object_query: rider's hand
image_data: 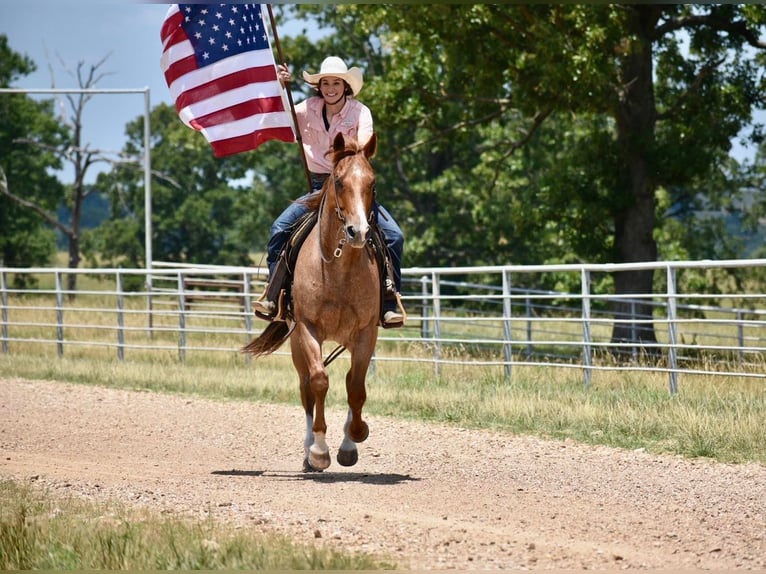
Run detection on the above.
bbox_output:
[277,64,292,87]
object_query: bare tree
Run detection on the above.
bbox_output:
[2,54,115,295]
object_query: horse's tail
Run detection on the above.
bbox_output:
[241,321,292,357]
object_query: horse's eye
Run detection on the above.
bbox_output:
[334,177,342,190]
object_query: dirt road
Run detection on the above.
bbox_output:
[2,377,764,569]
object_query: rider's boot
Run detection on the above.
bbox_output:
[382,277,405,328]
[255,254,289,322]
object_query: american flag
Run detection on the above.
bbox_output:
[160,3,296,157]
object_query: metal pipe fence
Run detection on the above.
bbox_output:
[1,259,765,394]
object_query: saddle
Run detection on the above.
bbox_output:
[255,212,399,326]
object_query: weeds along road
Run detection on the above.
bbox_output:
[2,377,765,570]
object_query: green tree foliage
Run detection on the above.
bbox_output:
[0,35,67,279]
[276,4,765,347]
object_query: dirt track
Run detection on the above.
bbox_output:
[2,377,765,570]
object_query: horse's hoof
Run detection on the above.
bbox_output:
[309,446,332,470]
[303,457,324,473]
[336,448,358,467]
[350,421,369,443]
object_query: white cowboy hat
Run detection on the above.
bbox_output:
[302,56,364,96]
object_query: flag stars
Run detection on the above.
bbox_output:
[178,2,268,65]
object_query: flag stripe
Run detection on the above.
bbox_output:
[165,50,278,100]
[172,64,279,112]
[160,3,295,157]
[159,5,183,49]
[193,108,295,141]
[182,94,288,130]
[210,127,297,157]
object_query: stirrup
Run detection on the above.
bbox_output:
[254,289,287,322]
[381,293,406,329]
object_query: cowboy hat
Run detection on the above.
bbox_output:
[302,56,364,96]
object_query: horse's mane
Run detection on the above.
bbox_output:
[300,137,365,213]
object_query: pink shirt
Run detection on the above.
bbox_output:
[294,96,373,174]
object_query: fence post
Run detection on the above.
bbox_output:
[630,299,638,360]
[736,309,744,365]
[420,275,430,339]
[177,272,187,362]
[501,269,513,379]
[431,271,441,379]
[525,296,533,359]
[0,270,7,354]
[581,268,592,387]
[666,266,679,395]
[55,271,64,358]
[243,271,253,365]
[116,272,125,362]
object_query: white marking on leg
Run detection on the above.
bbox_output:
[304,414,314,459]
[340,408,355,452]
[310,431,329,457]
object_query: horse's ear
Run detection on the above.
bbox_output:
[332,133,346,154]
[363,133,377,159]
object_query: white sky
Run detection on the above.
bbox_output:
[1,0,761,185]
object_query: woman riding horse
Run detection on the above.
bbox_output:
[255,56,404,328]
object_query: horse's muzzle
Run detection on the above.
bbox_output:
[345,222,370,248]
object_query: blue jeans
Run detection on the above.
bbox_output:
[266,180,404,293]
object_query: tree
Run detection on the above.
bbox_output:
[88,103,261,276]
[0,35,67,283]
[1,44,122,293]
[279,5,766,352]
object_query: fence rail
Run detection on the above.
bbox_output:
[2,259,765,394]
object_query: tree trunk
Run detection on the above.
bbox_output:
[610,6,662,357]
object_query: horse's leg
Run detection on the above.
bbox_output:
[291,325,331,471]
[337,334,376,466]
[336,409,358,467]
[291,334,324,472]
[300,374,317,473]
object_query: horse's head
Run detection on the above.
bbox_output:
[328,132,377,249]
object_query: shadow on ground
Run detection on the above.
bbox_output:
[212,469,420,485]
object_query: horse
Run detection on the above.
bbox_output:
[243,132,381,472]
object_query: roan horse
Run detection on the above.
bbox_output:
[243,132,381,471]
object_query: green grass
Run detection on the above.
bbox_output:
[0,481,395,570]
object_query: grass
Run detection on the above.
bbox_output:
[0,481,395,570]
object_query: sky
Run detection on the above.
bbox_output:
[1,1,762,185]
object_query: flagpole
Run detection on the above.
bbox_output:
[266,4,313,195]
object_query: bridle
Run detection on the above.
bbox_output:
[317,171,375,263]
